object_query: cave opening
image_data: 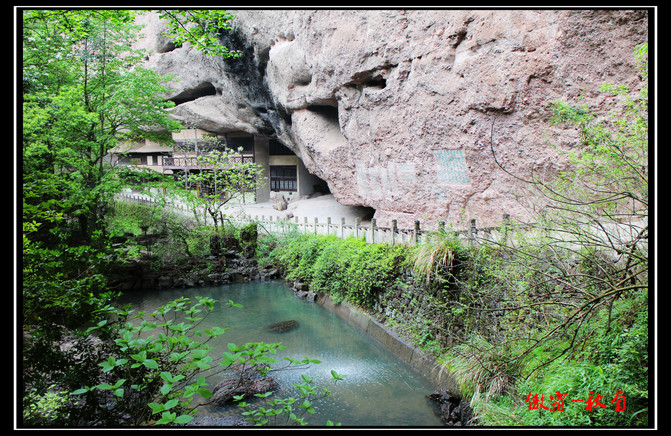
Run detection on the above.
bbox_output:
[363,76,387,90]
[353,205,376,222]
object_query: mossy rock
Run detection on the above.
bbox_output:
[265,320,299,333]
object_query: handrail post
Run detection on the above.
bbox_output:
[502,213,510,245]
[469,218,477,245]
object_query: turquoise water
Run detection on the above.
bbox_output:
[120,280,443,427]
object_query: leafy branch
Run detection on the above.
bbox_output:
[158,10,242,58]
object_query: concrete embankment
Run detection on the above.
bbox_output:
[313,291,459,392]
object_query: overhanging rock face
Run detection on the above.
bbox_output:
[135,9,648,229]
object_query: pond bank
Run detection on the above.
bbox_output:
[286,279,473,426]
[109,231,473,426]
[312,288,457,390]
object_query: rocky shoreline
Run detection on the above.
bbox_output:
[106,227,280,291]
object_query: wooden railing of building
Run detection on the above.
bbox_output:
[161,154,254,172]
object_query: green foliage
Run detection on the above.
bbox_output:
[508,348,647,426]
[437,43,649,427]
[264,234,406,309]
[237,222,259,257]
[185,148,266,231]
[23,385,71,426]
[68,296,337,427]
[106,201,156,237]
[430,232,649,426]
[158,10,241,57]
[310,236,365,303]
[236,368,345,426]
[45,288,343,427]
[267,233,324,282]
[443,284,648,427]
[22,219,117,331]
[23,9,183,243]
[410,226,464,286]
[545,43,647,222]
[70,296,225,426]
[105,199,252,271]
[345,242,406,307]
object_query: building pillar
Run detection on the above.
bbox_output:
[254,135,270,202]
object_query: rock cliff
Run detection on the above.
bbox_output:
[135,9,648,228]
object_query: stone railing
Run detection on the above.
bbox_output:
[114,191,520,246]
[162,154,254,170]
[115,191,647,254]
[243,213,524,247]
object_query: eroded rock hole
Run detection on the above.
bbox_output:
[305,104,348,148]
[364,76,386,90]
[346,68,389,91]
[306,104,338,118]
[311,175,331,196]
[169,82,217,106]
[306,104,341,131]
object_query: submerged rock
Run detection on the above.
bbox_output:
[265,320,299,333]
[211,376,280,406]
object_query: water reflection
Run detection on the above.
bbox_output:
[119,281,443,427]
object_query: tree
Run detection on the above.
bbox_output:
[186,146,266,232]
[21,9,184,425]
[157,9,241,58]
[22,8,245,245]
[22,9,183,244]
[22,8,187,332]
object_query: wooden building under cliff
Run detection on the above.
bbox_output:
[108,128,327,202]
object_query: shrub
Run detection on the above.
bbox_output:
[267,234,407,308]
[345,243,406,308]
[309,236,361,301]
[23,386,71,426]
[290,234,332,283]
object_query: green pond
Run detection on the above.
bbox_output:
[120,280,444,427]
